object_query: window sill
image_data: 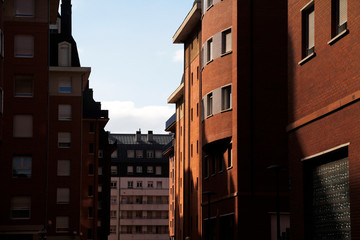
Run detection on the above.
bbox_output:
[206,4,214,12]
[298,52,316,65]
[206,114,213,119]
[221,108,232,113]
[221,51,232,57]
[328,29,349,45]
[206,59,213,65]
[227,166,233,170]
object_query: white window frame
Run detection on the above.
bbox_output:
[58,42,71,67]
[207,38,213,63]
[207,93,213,117]
[221,85,232,111]
[221,28,232,54]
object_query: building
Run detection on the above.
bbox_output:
[109,130,172,240]
[167,0,289,239]
[288,0,358,239]
[0,1,113,239]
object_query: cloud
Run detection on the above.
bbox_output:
[172,49,183,62]
[101,101,175,134]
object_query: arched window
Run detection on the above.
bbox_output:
[58,42,71,67]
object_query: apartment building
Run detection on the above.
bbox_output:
[109,131,172,240]
[167,0,289,239]
[288,0,359,239]
[0,1,113,240]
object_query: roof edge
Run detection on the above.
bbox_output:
[173,2,201,44]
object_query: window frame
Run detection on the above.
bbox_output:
[221,85,232,111]
[301,2,315,59]
[58,132,71,148]
[12,156,32,178]
[206,38,213,63]
[331,0,348,40]
[58,104,72,121]
[13,114,33,138]
[15,0,35,17]
[14,35,34,58]
[14,75,33,97]
[207,93,213,117]
[11,196,31,219]
[221,28,232,55]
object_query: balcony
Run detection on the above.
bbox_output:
[119,203,168,211]
[119,218,168,226]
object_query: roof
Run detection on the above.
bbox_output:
[109,133,172,146]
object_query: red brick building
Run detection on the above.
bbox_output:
[288,0,358,239]
[168,0,288,239]
[0,1,113,239]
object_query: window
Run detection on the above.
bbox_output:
[136,166,142,173]
[110,181,117,189]
[207,93,213,117]
[332,0,347,37]
[110,225,116,234]
[147,150,154,158]
[11,197,31,219]
[88,207,93,219]
[89,122,94,132]
[13,156,31,178]
[218,154,225,172]
[128,181,133,189]
[98,150,103,158]
[110,211,117,219]
[127,150,134,158]
[56,188,70,204]
[87,229,93,240]
[207,0,213,8]
[59,77,72,93]
[222,29,232,54]
[157,181,162,189]
[98,167,102,175]
[111,150,118,158]
[56,216,69,232]
[14,35,34,57]
[0,88,3,115]
[58,104,71,120]
[88,185,93,197]
[111,166,117,175]
[15,0,34,17]
[211,156,216,175]
[98,185,102,192]
[136,150,143,158]
[228,144,233,168]
[57,160,70,176]
[88,164,94,175]
[0,29,4,58]
[147,166,154,173]
[204,156,209,178]
[110,196,117,205]
[58,132,71,148]
[148,181,153,188]
[13,115,33,138]
[302,2,315,58]
[156,166,162,175]
[89,143,94,154]
[207,38,213,62]
[155,150,162,158]
[127,166,133,175]
[221,85,232,110]
[136,181,143,188]
[15,75,33,97]
[58,42,71,67]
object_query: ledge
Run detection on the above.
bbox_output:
[298,52,316,65]
[327,29,349,45]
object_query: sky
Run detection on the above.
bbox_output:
[69,0,194,134]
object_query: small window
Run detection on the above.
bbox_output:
[13,115,33,138]
[136,150,143,158]
[207,38,213,62]
[13,156,32,178]
[136,181,143,188]
[98,150,103,158]
[56,216,69,233]
[127,150,134,158]
[14,35,34,57]
[57,160,70,176]
[11,197,31,219]
[88,164,94,175]
[15,0,34,17]
[56,188,70,204]
[147,150,154,158]
[204,156,209,178]
[89,143,94,154]
[222,29,232,54]
[98,167,102,175]
[110,196,117,205]
[88,185,93,197]
[207,93,213,117]
[155,150,162,158]
[58,105,71,120]
[148,181,153,188]
[218,154,225,172]
[156,166,162,175]
[88,207,93,219]
[147,166,154,173]
[302,3,315,58]
[221,85,232,111]
[110,181,117,189]
[58,42,71,67]
[332,0,347,37]
[127,166,133,175]
[110,211,117,219]
[211,156,216,175]
[98,185,102,192]
[156,181,162,189]
[111,150,118,158]
[228,144,233,168]
[89,122,94,132]
[58,132,71,148]
[136,166,142,173]
[0,88,3,115]
[15,75,33,97]
[111,166,117,175]
[128,181,133,189]
[110,225,116,234]
[59,77,72,93]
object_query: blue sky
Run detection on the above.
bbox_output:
[69,0,194,133]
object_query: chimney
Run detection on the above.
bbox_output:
[135,129,141,142]
[147,130,153,142]
[61,0,72,36]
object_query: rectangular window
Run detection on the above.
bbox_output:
[15,75,33,97]
[14,35,34,57]
[332,0,347,36]
[111,165,117,175]
[58,132,71,148]
[211,156,216,175]
[128,181,133,189]
[89,143,94,154]
[148,181,153,188]
[157,181,162,189]
[11,197,31,219]
[147,166,154,173]
[207,93,213,117]
[155,150,162,158]
[207,38,213,62]
[58,105,71,120]
[127,166,133,175]
[0,29,4,58]
[110,181,117,189]
[136,166,142,173]
[13,156,31,178]
[88,207,93,219]
[58,43,71,67]
[56,188,70,204]
[110,211,116,219]
[110,196,117,205]
[57,160,70,176]
[59,77,72,93]
[136,150,143,158]
[204,156,209,178]
[88,185,93,197]
[98,167,102,175]
[127,150,134,158]
[218,154,224,172]
[156,166,162,175]
[87,229,93,240]
[110,225,116,234]
[88,164,94,175]
[302,3,315,58]
[0,88,3,115]
[98,150,103,158]
[136,181,143,188]
[15,0,34,17]
[228,144,233,168]
[13,115,33,138]
[147,150,154,158]
[98,185,102,192]
[221,85,232,110]
[222,28,232,54]
[56,216,69,233]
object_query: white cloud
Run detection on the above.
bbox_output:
[102,101,175,134]
[173,49,183,62]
